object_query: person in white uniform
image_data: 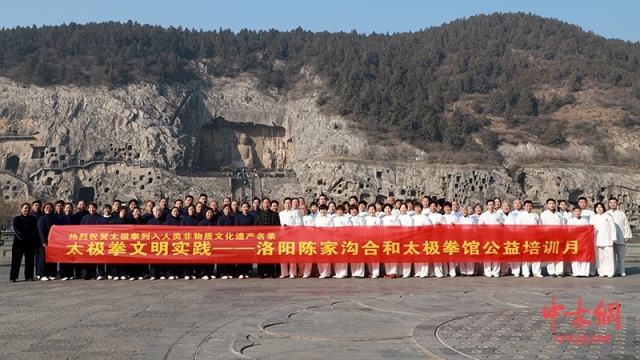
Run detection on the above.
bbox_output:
[364,205,382,278]
[358,201,368,218]
[606,197,632,276]
[590,202,616,277]
[299,205,316,278]
[451,201,462,218]
[577,197,594,222]
[332,205,352,278]
[349,205,366,278]
[442,202,460,277]
[381,204,400,278]
[499,202,516,276]
[427,201,447,277]
[516,200,542,277]
[279,197,303,278]
[479,199,502,277]
[314,204,334,278]
[412,202,432,278]
[567,207,590,277]
[397,203,414,278]
[458,206,476,276]
[558,200,574,222]
[540,198,566,277]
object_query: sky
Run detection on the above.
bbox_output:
[1,0,639,42]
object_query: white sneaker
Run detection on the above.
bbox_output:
[319,275,327,279]
[48,276,56,281]
[113,277,119,281]
[228,275,233,279]
[107,275,113,280]
[621,273,627,277]
[221,275,229,279]
[184,276,190,280]
[168,276,175,280]
[149,277,156,281]
[238,275,244,279]
[371,275,378,279]
[96,276,104,280]
[524,274,530,278]
[138,277,144,280]
[201,275,209,280]
[61,277,68,281]
[40,277,49,281]
[121,276,127,280]
[211,275,216,279]
[289,275,295,279]
[191,276,197,279]
[159,276,166,280]
[514,274,520,277]
[129,277,136,281]
[302,275,309,278]
[534,274,544,278]
[279,275,286,278]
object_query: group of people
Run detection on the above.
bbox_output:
[9,192,632,282]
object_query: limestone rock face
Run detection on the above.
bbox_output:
[0,75,639,227]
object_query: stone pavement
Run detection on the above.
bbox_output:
[0,263,639,360]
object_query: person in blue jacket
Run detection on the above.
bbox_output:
[235,202,255,279]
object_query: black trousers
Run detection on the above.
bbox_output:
[10,239,35,281]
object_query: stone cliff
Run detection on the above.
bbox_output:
[0,73,639,226]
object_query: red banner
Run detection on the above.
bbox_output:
[46,224,594,264]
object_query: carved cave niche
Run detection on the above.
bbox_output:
[196,117,290,171]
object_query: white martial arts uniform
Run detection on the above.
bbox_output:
[412,213,432,277]
[365,215,382,278]
[560,210,574,222]
[479,210,502,277]
[590,213,616,277]
[516,211,542,277]
[567,217,590,276]
[458,215,476,276]
[499,211,517,276]
[350,215,366,277]
[540,209,566,276]
[443,213,460,277]
[314,214,334,278]
[427,211,447,277]
[398,214,414,277]
[332,215,352,278]
[300,214,316,278]
[381,214,400,276]
[606,209,632,276]
[580,209,594,223]
[279,209,303,278]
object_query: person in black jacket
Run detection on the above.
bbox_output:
[80,203,103,280]
[10,203,38,282]
[179,205,199,279]
[217,204,235,279]
[128,208,149,280]
[36,203,57,281]
[29,200,43,220]
[147,206,166,280]
[110,208,129,280]
[164,207,182,279]
[56,202,77,281]
[197,208,217,279]
[254,198,280,278]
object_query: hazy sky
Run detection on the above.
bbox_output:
[2,0,639,42]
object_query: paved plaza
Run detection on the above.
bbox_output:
[0,261,639,359]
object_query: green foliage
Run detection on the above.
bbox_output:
[471,100,484,114]
[540,125,565,146]
[0,13,639,153]
[442,109,479,147]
